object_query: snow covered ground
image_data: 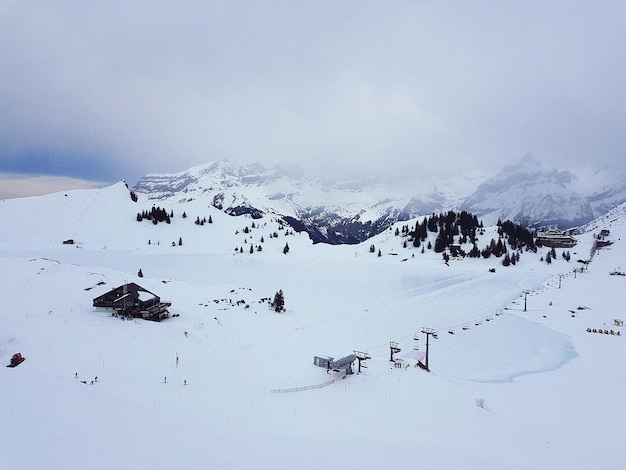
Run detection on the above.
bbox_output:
[1,183,625,469]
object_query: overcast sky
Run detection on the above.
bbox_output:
[1,1,625,196]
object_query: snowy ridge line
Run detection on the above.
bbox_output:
[270,379,335,393]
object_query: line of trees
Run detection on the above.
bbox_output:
[389,210,537,267]
[136,206,173,224]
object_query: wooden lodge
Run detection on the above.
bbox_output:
[93,282,170,321]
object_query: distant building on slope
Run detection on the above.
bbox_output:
[536,229,577,248]
[93,282,170,321]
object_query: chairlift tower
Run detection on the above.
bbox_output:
[523,290,530,312]
[389,342,401,362]
[353,350,371,373]
[421,328,437,371]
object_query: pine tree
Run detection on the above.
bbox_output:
[434,231,447,253]
[271,290,285,312]
[283,242,290,254]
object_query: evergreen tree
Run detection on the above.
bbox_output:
[283,242,290,254]
[178,237,183,246]
[434,231,447,253]
[469,243,480,258]
[271,290,285,312]
[494,239,505,257]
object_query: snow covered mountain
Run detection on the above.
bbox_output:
[460,155,592,228]
[133,160,483,244]
[460,155,626,229]
[133,157,626,244]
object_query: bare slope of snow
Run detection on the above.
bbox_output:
[1,184,625,469]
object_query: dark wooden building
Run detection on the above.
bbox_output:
[93,282,170,321]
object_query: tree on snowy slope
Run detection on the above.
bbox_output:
[271,290,285,312]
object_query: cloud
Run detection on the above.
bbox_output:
[1,1,625,185]
[0,173,108,199]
